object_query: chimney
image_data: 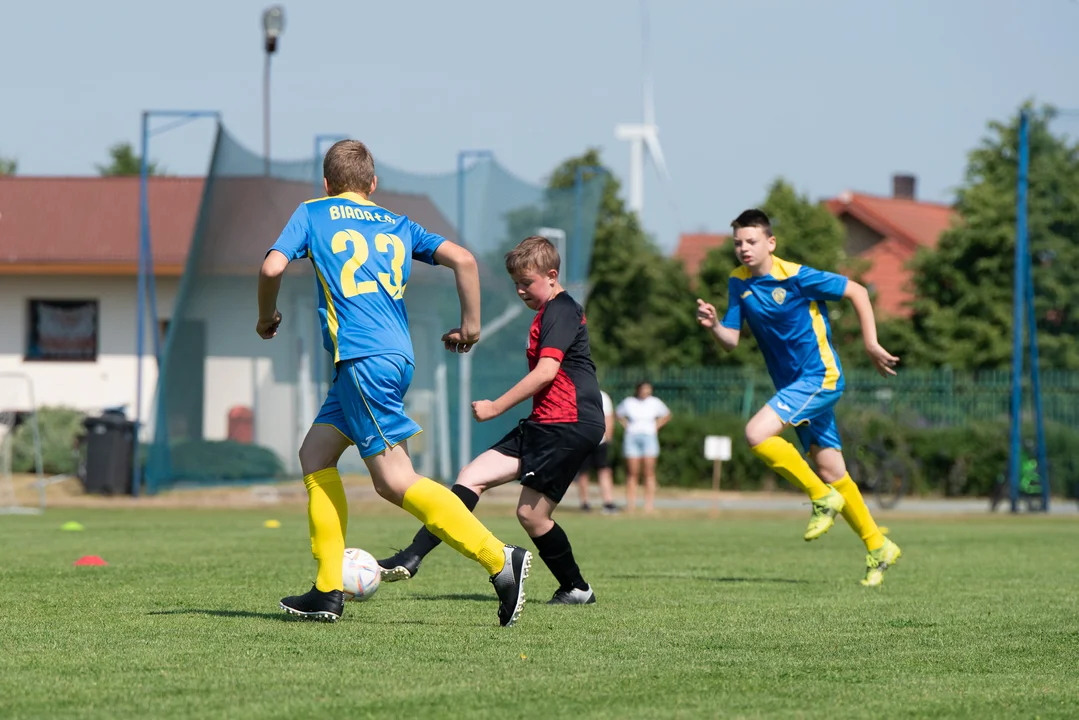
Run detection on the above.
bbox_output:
[893,174,916,200]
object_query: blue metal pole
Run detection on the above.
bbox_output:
[313,134,346,198]
[133,112,150,497]
[1009,109,1030,513]
[314,135,321,199]
[454,150,492,473]
[1024,225,1050,511]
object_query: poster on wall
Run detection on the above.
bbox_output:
[26,299,98,361]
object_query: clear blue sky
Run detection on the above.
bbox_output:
[3,0,1076,252]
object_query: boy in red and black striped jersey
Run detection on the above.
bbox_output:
[379,236,604,605]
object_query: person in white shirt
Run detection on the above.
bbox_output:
[616,382,672,514]
[574,390,618,513]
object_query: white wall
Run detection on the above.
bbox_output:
[0,275,178,429]
[0,272,440,477]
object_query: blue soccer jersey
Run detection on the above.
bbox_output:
[269,192,445,364]
[721,257,849,391]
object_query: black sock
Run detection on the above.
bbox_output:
[406,485,481,558]
[531,523,588,591]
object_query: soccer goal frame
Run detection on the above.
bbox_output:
[1008,107,1079,513]
[0,372,45,515]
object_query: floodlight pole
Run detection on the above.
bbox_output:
[135,109,220,497]
[262,6,285,176]
[456,149,493,473]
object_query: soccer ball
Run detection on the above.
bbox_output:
[341,548,381,601]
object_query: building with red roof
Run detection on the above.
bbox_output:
[0,175,457,478]
[674,175,957,317]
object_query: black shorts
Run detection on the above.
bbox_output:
[490,420,604,503]
[577,442,610,473]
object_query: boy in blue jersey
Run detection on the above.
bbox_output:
[696,209,902,587]
[257,140,530,625]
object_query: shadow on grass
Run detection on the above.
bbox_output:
[148,609,289,620]
[411,593,491,603]
[150,609,462,626]
[609,574,809,584]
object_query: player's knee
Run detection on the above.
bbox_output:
[516,505,548,534]
[456,464,488,494]
[816,454,847,483]
[372,480,401,504]
[299,440,335,476]
[459,462,500,496]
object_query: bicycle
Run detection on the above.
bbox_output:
[846,435,911,510]
[989,451,1044,512]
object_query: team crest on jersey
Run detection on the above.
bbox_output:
[771,288,787,305]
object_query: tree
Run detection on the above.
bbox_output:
[695,178,870,367]
[0,156,15,175]
[541,149,702,369]
[901,104,1079,369]
[96,142,162,176]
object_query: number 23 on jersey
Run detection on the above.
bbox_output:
[332,229,406,300]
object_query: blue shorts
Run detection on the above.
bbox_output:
[314,354,422,458]
[623,432,660,459]
[766,379,843,453]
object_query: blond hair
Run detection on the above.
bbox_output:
[505,235,561,276]
[323,140,375,196]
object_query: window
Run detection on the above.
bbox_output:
[25,299,99,362]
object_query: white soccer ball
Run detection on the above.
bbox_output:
[342,548,381,601]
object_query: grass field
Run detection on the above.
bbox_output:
[2,506,1077,719]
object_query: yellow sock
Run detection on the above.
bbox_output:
[832,474,885,551]
[402,477,506,575]
[751,436,831,501]
[304,468,348,592]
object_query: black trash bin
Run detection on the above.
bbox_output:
[83,411,136,495]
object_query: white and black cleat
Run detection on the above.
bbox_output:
[377,550,422,583]
[547,585,597,605]
[491,545,531,627]
[280,585,344,622]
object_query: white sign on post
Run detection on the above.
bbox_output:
[704,435,732,462]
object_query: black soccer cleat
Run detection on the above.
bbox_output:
[377,549,423,583]
[279,585,344,622]
[547,585,597,605]
[490,545,531,627]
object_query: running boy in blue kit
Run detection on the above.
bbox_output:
[695,209,903,586]
[256,140,530,625]
[379,236,605,605]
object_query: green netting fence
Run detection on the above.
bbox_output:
[144,125,604,491]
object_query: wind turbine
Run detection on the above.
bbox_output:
[615,1,676,222]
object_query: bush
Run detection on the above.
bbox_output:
[603,405,1079,497]
[607,412,801,490]
[167,440,285,482]
[839,407,1077,498]
[11,406,85,475]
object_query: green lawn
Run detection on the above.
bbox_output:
[1,507,1077,719]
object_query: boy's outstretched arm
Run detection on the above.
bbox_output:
[472,357,561,422]
[256,250,290,338]
[842,280,900,377]
[696,298,740,352]
[433,241,481,353]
